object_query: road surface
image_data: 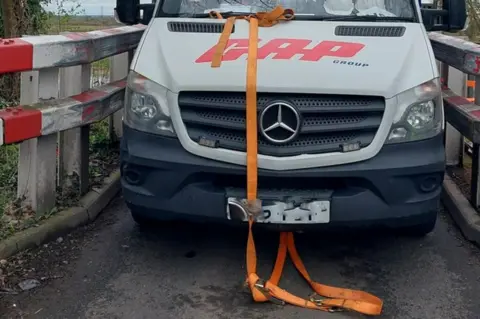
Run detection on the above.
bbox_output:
[1,194,480,319]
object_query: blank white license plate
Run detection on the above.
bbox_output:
[227,198,330,224]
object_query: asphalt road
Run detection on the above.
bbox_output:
[2,195,480,319]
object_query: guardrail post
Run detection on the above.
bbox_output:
[108,50,133,141]
[443,62,463,166]
[459,75,477,161]
[471,76,480,208]
[17,68,59,215]
[58,63,91,195]
[467,75,475,102]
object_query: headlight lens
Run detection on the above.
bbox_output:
[386,79,443,144]
[406,101,435,129]
[124,71,175,136]
[131,93,157,119]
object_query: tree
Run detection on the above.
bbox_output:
[0,0,50,103]
[466,0,480,42]
[0,0,49,37]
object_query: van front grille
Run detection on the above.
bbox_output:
[178,92,385,157]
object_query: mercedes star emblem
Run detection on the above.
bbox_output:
[259,102,301,144]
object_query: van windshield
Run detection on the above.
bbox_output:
[159,0,416,20]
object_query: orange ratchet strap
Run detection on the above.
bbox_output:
[209,6,383,315]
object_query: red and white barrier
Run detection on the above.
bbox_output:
[0,79,126,145]
[0,23,138,214]
[444,89,480,118]
[0,24,145,73]
[442,87,480,145]
[429,32,480,75]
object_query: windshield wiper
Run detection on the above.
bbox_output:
[182,11,251,18]
[318,15,414,22]
[171,12,413,23]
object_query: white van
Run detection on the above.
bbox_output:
[115,0,466,235]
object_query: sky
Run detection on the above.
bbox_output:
[44,0,151,16]
[44,0,435,16]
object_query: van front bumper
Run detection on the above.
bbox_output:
[120,124,445,230]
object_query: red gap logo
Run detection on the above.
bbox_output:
[196,38,365,64]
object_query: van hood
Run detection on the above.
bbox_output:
[133,18,436,98]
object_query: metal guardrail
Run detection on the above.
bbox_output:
[0,24,145,73]
[0,79,126,144]
[429,32,480,208]
[0,25,143,214]
[0,25,479,215]
[429,32,480,75]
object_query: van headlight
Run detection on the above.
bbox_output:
[386,78,443,144]
[124,71,176,137]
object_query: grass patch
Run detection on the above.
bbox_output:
[93,58,110,71]
[46,15,121,34]
[91,58,110,87]
[0,145,19,217]
[89,120,120,188]
[0,99,19,223]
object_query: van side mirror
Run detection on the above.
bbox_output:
[115,0,155,25]
[421,0,466,32]
[138,4,155,25]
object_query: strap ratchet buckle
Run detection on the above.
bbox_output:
[309,293,344,313]
[254,279,285,306]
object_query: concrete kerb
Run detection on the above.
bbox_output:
[442,175,480,244]
[0,169,121,259]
